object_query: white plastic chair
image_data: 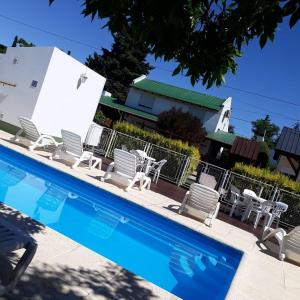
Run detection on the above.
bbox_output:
[252,200,275,229]
[198,173,217,189]
[262,226,300,262]
[226,186,249,217]
[50,129,101,170]
[102,149,151,192]
[241,189,259,222]
[12,116,58,151]
[265,201,288,228]
[179,183,220,227]
[147,159,167,183]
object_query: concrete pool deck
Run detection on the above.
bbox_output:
[0,130,299,300]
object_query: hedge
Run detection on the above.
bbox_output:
[113,122,200,160]
[232,162,300,194]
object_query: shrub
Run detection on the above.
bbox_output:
[113,122,200,159]
[113,121,200,176]
[232,162,300,194]
[157,108,206,146]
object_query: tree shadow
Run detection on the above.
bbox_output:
[1,259,158,300]
[0,203,44,235]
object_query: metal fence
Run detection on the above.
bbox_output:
[181,158,227,190]
[85,126,300,228]
[276,189,300,228]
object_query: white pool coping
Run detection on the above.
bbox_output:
[0,130,299,300]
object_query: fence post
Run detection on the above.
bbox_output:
[219,170,229,193]
[177,156,190,186]
[258,186,264,197]
[144,142,151,154]
[270,186,278,201]
[105,130,116,158]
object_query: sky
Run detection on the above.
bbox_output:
[0,0,300,138]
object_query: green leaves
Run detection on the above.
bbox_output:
[50,0,300,88]
[86,27,153,101]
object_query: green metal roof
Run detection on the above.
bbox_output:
[131,79,226,111]
[100,95,158,122]
[206,131,237,146]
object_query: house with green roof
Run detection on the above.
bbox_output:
[100,75,233,156]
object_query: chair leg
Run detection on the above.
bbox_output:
[29,136,43,151]
[72,158,81,169]
[254,212,261,229]
[229,203,237,217]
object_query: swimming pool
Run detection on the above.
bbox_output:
[0,145,242,299]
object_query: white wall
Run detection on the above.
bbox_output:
[0,47,53,125]
[213,97,232,132]
[125,88,229,133]
[276,155,298,177]
[33,47,105,139]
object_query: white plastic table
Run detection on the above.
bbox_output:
[134,150,156,174]
[241,189,267,222]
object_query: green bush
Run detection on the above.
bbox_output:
[232,162,300,194]
[113,122,200,177]
[113,121,200,159]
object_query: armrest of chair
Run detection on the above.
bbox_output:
[262,226,287,241]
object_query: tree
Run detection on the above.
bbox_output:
[157,108,206,146]
[85,28,153,101]
[11,35,35,47]
[251,115,280,148]
[228,124,235,134]
[50,0,300,88]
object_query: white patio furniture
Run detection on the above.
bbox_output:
[102,149,151,192]
[12,116,59,151]
[226,185,249,217]
[198,173,217,189]
[179,183,220,227]
[147,159,167,183]
[0,219,37,296]
[130,149,156,174]
[251,200,275,229]
[241,189,267,222]
[50,129,101,170]
[265,201,288,228]
[262,226,300,263]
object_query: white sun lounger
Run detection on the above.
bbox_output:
[0,219,37,296]
[12,116,58,151]
[179,183,220,227]
[50,129,101,170]
[102,149,151,192]
[262,226,300,263]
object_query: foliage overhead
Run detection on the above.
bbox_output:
[251,114,280,148]
[85,28,153,101]
[50,0,300,88]
[157,108,206,146]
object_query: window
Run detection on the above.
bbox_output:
[138,93,155,109]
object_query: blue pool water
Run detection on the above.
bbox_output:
[0,146,242,299]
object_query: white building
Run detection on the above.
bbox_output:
[274,127,300,182]
[100,75,231,133]
[100,76,232,155]
[0,47,106,139]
